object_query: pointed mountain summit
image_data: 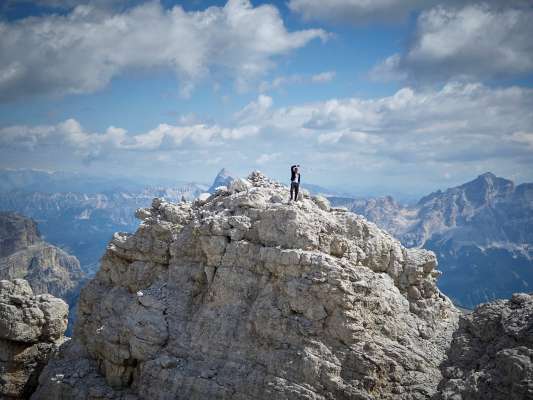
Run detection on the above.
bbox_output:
[208,167,236,193]
[458,172,514,207]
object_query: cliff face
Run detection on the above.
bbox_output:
[34,172,459,400]
[438,293,533,399]
[0,212,41,258]
[0,212,84,306]
[0,279,68,399]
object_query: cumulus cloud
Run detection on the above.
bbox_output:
[256,152,281,164]
[288,0,430,25]
[3,82,533,187]
[311,71,336,83]
[371,4,533,82]
[511,132,533,149]
[0,117,260,162]
[234,82,533,168]
[4,0,134,10]
[0,0,327,102]
[258,70,335,92]
[288,0,530,25]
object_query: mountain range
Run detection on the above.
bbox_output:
[0,169,531,309]
[0,169,208,273]
[329,172,533,308]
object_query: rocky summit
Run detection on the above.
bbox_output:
[33,172,460,400]
[438,293,533,400]
[0,278,68,399]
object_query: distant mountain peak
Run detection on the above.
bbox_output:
[477,171,497,180]
[208,168,236,193]
[216,168,231,177]
[459,172,514,205]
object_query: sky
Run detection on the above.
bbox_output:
[1,0,533,196]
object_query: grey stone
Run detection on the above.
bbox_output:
[437,293,533,400]
[33,172,460,400]
[0,279,68,399]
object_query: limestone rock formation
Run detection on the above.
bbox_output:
[33,172,459,400]
[0,212,85,305]
[437,293,533,399]
[0,278,68,399]
[0,212,41,258]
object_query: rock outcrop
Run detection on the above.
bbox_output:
[437,293,533,399]
[0,212,84,301]
[33,172,459,400]
[0,279,68,399]
[0,212,41,258]
[0,212,84,333]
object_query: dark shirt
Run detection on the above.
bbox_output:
[290,166,301,183]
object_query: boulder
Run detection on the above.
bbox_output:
[437,293,533,400]
[229,178,252,193]
[0,279,68,399]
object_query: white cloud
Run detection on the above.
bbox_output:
[0,0,327,102]
[0,118,260,161]
[288,0,530,25]
[259,70,335,92]
[311,71,336,83]
[288,0,430,24]
[3,82,533,188]
[371,4,533,82]
[511,132,533,149]
[259,75,305,92]
[256,152,281,164]
[234,94,274,124]
[234,82,533,167]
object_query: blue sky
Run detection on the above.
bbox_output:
[1,0,533,196]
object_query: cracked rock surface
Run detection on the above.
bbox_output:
[0,278,68,399]
[437,293,533,400]
[33,172,459,400]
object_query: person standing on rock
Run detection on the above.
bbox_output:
[290,164,301,202]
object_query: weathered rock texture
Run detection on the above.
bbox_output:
[0,212,84,303]
[437,293,533,400]
[0,278,68,399]
[0,212,41,258]
[33,172,459,400]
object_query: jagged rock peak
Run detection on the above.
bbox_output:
[0,279,68,399]
[208,167,236,193]
[437,293,533,399]
[34,171,459,400]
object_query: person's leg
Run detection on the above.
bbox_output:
[290,182,294,201]
[294,183,299,201]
